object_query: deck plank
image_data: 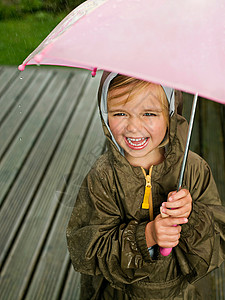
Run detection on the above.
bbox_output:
[61,267,81,300]
[0,67,18,97]
[0,71,103,300]
[0,68,36,122]
[0,69,69,205]
[0,69,55,159]
[0,70,89,267]
[25,107,105,300]
[200,99,225,202]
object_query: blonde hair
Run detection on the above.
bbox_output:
[108,75,170,147]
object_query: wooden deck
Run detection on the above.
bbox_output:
[0,66,224,299]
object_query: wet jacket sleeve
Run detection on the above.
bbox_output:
[66,168,158,286]
[176,156,225,281]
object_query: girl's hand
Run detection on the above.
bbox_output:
[145,215,188,248]
[161,189,192,219]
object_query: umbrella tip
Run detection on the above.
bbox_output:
[18,64,26,71]
[91,68,97,77]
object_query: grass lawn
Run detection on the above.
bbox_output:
[0,11,67,66]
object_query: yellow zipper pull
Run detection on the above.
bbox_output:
[142,174,151,209]
[141,166,154,221]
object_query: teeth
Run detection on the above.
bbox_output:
[127,137,145,142]
[127,137,147,146]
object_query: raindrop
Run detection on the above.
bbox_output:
[19,137,22,141]
[19,111,22,114]
[20,76,23,80]
[18,104,22,108]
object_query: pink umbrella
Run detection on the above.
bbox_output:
[19,0,225,104]
[18,0,225,255]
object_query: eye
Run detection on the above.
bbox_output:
[113,112,126,116]
[144,112,157,117]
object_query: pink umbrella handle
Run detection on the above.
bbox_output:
[160,247,172,256]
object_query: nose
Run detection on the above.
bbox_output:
[126,117,142,134]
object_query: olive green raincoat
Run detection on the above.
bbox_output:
[67,73,225,299]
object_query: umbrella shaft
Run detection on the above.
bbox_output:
[177,93,198,191]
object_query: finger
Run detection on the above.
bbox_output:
[167,191,176,199]
[160,216,188,226]
[157,234,180,248]
[168,189,190,202]
[162,198,191,209]
[160,206,169,218]
[160,226,181,236]
[161,206,190,217]
[158,240,179,248]
[175,213,190,218]
[156,231,180,244]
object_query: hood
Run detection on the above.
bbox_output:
[97,71,186,159]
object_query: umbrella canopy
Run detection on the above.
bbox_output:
[19,0,225,104]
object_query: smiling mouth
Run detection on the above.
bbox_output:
[125,137,149,150]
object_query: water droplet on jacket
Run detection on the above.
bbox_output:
[20,76,23,80]
[19,137,22,141]
[18,104,22,108]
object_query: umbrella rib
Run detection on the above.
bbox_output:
[177,93,198,191]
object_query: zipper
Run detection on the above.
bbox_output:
[141,166,154,221]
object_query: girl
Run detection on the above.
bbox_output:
[67,72,225,299]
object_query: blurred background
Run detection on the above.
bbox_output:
[0,0,86,65]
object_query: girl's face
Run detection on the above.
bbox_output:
[108,83,168,167]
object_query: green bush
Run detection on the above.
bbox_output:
[20,0,43,12]
[43,0,85,12]
[0,11,67,65]
[0,0,86,20]
[0,2,22,19]
[0,0,42,19]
